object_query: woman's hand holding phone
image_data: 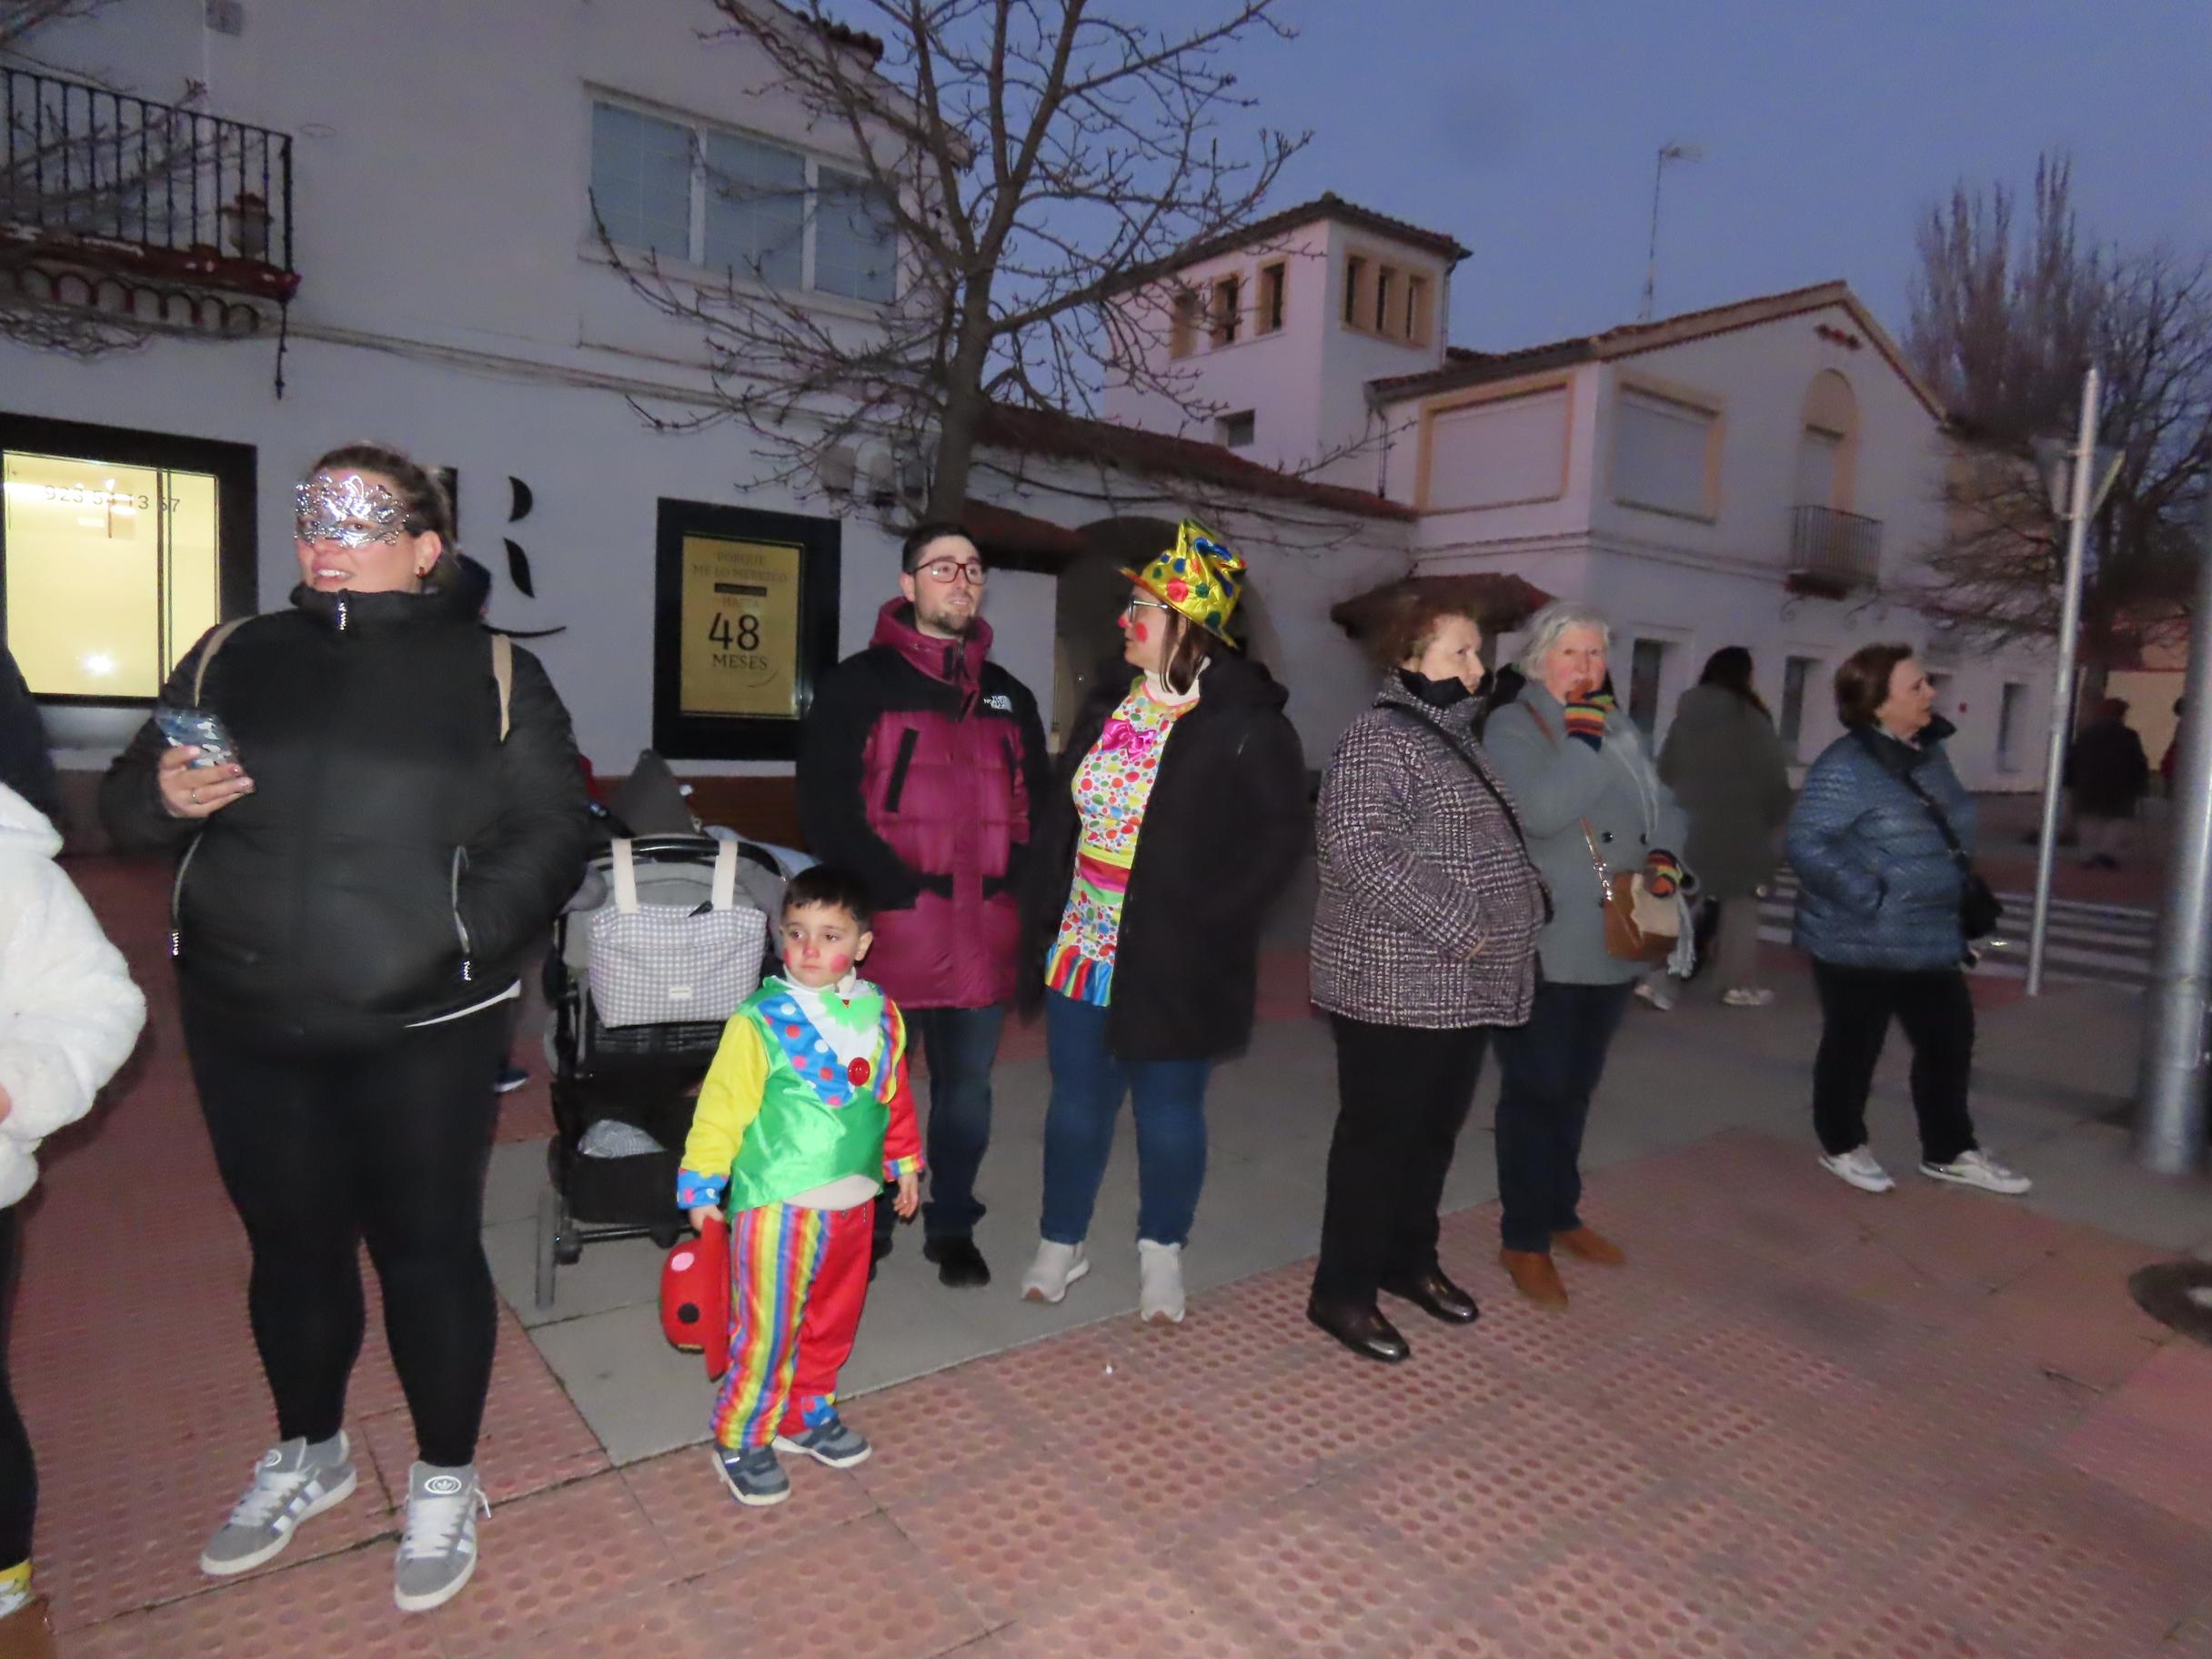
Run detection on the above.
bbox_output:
[156,744,255,819]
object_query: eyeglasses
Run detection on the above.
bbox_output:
[1124,597,1171,616]
[912,558,987,586]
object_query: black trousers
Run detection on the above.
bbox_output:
[0,1210,31,1568]
[1312,1016,1491,1306]
[1810,961,1977,1166]
[185,1001,507,1468]
[1493,980,1635,1254]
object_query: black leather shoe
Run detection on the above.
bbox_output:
[1306,1296,1411,1363]
[922,1236,991,1288]
[1379,1268,1480,1325]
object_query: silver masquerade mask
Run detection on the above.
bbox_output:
[295,474,410,548]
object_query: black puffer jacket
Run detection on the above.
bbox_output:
[1020,650,1307,1061]
[101,581,590,1041]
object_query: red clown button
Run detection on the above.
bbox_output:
[848,1057,872,1087]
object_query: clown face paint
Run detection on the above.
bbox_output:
[779,901,874,990]
[1121,592,1172,674]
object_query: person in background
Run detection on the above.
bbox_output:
[1305,588,1546,1362]
[1483,603,1687,1311]
[1018,520,1306,1324]
[1658,648,1793,1007]
[0,782,145,1658]
[2067,697,2149,870]
[2160,697,2185,795]
[1788,644,2031,1199]
[0,649,61,834]
[798,524,1048,1289]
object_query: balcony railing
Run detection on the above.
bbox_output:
[1786,505,1882,597]
[2,65,297,306]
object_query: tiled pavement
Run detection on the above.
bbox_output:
[33,854,2212,1656]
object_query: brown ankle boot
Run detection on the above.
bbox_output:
[0,1595,55,1659]
[1554,1226,1626,1267]
[1499,1249,1568,1310]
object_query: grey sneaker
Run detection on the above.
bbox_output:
[773,1410,871,1468]
[715,1443,790,1507]
[200,1433,357,1577]
[393,1463,488,1614]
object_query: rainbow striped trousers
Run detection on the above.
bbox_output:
[710,1201,872,1451]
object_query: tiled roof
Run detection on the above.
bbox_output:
[1101,193,1472,299]
[1368,280,1946,420]
[975,404,1416,521]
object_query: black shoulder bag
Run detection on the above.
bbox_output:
[1382,705,1554,925]
[1882,743,2003,942]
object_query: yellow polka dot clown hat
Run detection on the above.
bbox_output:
[1122,519,1247,643]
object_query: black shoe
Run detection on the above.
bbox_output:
[1306,1296,1410,1363]
[921,1236,990,1288]
[1378,1268,1480,1325]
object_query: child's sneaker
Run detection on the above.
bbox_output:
[773,1411,871,1469]
[200,1433,357,1576]
[715,1443,790,1507]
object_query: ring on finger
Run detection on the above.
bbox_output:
[190,787,200,805]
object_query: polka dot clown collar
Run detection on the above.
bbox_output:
[1122,518,1245,643]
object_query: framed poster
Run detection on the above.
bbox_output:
[653,498,840,759]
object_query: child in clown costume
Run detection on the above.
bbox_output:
[679,866,922,1507]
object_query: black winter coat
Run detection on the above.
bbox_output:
[1020,650,1307,1061]
[101,582,591,1041]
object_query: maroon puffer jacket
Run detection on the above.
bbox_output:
[797,599,1049,1009]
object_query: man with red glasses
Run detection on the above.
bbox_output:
[799,523,1048,1287]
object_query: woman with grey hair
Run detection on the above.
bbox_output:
[1482,602,1688,1310]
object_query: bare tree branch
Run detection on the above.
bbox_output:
[603,0,1345,521]
[1905,152,2212,685]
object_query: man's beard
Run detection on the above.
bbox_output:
[916,598,977,638]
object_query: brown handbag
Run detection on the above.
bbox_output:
[1579,821,1677,964]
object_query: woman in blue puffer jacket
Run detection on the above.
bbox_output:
[1787,644,2030,1201]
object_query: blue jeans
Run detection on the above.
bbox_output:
[1040,991,1212,1248]
[1492,980,1634,1254]
[873,1003,1006,1247]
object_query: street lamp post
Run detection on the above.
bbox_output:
[2135,486,2212,1174]
[2026,368,2100,995]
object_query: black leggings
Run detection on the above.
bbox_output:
[0,1210,32,1567]
[185,1003,506,1467]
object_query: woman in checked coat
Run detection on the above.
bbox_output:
[1305,587,1549,1363]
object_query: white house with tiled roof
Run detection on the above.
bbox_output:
[1101,201,2057,789]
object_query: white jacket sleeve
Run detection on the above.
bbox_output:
[0,860,146,1146]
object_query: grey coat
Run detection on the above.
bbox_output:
[1309,678,1548,1029]
[1656,684,1793,899]
[1483,685,1690,986]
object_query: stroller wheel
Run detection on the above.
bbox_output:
[554,1210,583,1266]
[534,1183,560,1311]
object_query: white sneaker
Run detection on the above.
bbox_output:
[1137,1239,1186,1324]
[1721,987,1776,1008]
[1819,1145,1895,1194]
[1921,1150,2032,1195]
[200,1433,357,1576]
[1020,1240,1090,1304]
[1634,978,1677,1010]
[393,1463,488,1614]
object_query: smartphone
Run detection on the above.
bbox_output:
[154,704,239,769]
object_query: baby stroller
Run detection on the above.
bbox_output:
[534,832,785,1308]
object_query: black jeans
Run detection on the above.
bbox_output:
[0,1210,31,1569]
[1810,961,1977,1165]
[873,1003,1007,1248]
[186,1001,507,1467]
[1493,980,1635,1254]
[1312,1017,1491,1307]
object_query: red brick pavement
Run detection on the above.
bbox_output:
[32,856,2212,1656]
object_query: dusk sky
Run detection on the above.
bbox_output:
[1208,0,2210,352]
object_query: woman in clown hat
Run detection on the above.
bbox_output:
[1017,521,1308,1323]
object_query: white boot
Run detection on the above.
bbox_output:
[1137,1239,1186,1324]
[1021,1240,1090,1303]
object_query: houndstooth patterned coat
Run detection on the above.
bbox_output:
[1309,677,1549,1030]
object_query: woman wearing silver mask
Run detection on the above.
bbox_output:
[100,444,589,1613]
